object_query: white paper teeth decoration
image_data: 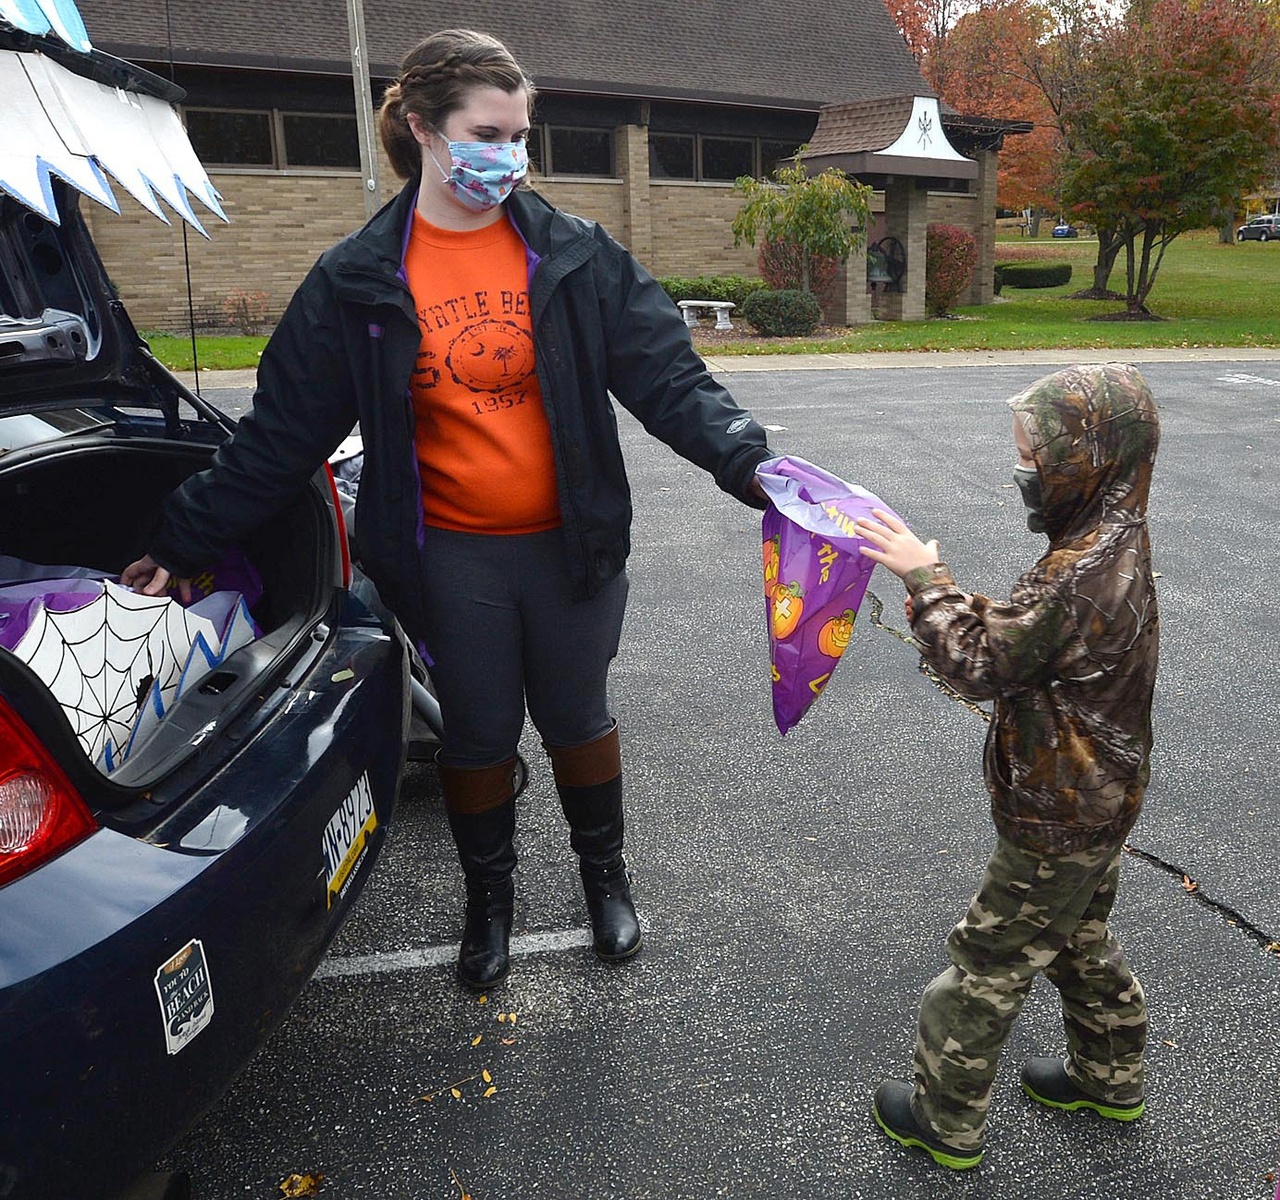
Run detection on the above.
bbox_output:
[0,49,118,215]
[0,47,227,233]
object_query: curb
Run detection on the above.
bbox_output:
[699,347,1280,373]
[175,346,1280,390]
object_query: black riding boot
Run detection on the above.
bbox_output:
[547,724,642,961]
[438,757,521,990]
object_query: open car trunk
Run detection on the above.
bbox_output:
[0,182,345,812]
[0,429,339,805]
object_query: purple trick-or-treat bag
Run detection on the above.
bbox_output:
[757,455,900,735]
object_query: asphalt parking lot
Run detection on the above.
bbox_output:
[170,359,1280,1199]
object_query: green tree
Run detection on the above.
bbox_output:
[730,147,873,296]
[1059,0,1280,314]
[1015,0,1132,296]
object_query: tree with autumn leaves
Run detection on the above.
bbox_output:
[883,0,1280,315]
[939,2,1060,220]
[1057,0,1280,315]
[885,0,1061,217]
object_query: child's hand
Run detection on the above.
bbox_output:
[855,509,941,580]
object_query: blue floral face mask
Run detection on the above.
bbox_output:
[428,134,528,212]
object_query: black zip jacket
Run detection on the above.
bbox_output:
[150,179,772,647]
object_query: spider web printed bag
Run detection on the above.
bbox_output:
[758,456,899,735]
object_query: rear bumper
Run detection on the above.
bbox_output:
[0,619,407,1200]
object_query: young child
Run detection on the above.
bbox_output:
[853,362,1160,1170]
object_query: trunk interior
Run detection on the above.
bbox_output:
[0,433,335,801]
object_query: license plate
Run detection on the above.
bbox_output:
[322,773,378,910]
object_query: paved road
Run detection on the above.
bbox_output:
[167,360,1280,1200]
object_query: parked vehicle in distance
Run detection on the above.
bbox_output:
[1237,214,1280,241]
[1052,223,1080,238]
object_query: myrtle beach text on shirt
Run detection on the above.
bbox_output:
[414,289,535,414]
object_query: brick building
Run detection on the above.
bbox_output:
[75,0,1026,330]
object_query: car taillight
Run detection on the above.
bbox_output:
[0,699,96,889]
[323,463,353,589]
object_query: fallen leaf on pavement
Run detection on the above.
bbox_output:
[1181,875,1197,893]
[279,1174,323,1198]
[450,1167,472,1200]
[501,1037,516,1045]
[478,995,487,1005]
[471,1035,482,1047]
[484,1086,498,1098]
[497,1013,506,1023]
[1162,1039,1178,1048]
[508,1012,517,1024]
[418,1072,482,1102]
[482,1069,492,1083]
[1266,942,1280,955]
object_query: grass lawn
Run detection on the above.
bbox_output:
[144,230,1278,369]
[692,230,1280,356]
[145,333,268,371]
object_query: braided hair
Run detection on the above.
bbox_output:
[377,30,536,180]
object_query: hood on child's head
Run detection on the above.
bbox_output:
[1007,363,1159,543]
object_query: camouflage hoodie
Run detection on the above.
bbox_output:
[904,363,1160,855]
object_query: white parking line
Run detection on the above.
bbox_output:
[313,928,594,980]
[1218,372,1280,387]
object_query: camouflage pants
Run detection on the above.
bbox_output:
[912,837,1147,1151]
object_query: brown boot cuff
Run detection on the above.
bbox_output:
[546,722,621,788]
[437,757,520,815]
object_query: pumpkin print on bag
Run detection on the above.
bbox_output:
[771,581,804,640]
[817,609,857,658]
[763,535,780,600]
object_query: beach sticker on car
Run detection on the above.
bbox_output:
[323,773,378,910]
[153,938,214,1056]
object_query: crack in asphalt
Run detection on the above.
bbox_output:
[1118,844,1280,956]
[865,589,1280,959]
[867,590,993,721]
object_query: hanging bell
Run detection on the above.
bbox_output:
[866,247,893,284]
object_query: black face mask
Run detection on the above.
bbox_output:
[1012,466,1047,533]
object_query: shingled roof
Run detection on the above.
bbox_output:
[75,0,933,110]
[806,95,916,153]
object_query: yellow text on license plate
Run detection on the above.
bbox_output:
[322,773,378,909]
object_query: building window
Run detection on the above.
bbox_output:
[183,107,364,172]
[701,136,755,182]
[281,113,360,169]
[184,109,275,167]
[547,127,615,176]
[759,140,799,177]
[650,133,695,180]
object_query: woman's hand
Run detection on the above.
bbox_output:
[120,554,192,602]
[854,508,940,580]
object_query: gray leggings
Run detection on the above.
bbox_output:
[418,524,628,768]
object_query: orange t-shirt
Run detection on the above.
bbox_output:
[404,211,560,533]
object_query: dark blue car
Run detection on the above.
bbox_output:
[0,27,411,1200]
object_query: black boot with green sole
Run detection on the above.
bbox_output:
[1021,1057,1146,1121]
[872,1080,984,1170]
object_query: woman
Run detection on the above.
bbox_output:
[123,29,772,990]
